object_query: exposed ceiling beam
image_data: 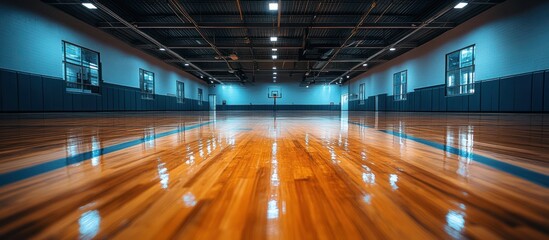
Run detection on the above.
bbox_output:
[140,45,417,50]
[330,0,463,84]
[182,68,372,72]
[159,36,389,44]
[168,0,236,81]
[316,1,378,77]
[97,22,455,29]
[88,0,222,84]
[165,59,387,63]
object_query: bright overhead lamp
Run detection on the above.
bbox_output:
[272,55,278,59]
[82,3,97,9]
[389,47,396,51]
[273,76,277,79]
[272,66,277,70]
[272,48,278,52]
[273,72,277,75]
[346,75,350,79]
[269,2,278,11]
[159,47,166,51]
[454,2,468,9]
[363,63,368,67]
[306,85,309,88]
[270,36,278,42]
[184,63,190,66]
[200,75,204,79]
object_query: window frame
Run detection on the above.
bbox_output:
[393,70,407,101]
[62,41,101,94]
[445,45,475,97]
[139,68,155,100]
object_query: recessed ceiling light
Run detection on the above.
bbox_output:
[272,48,278,52]
[82,3,97,9]
[273,72,277,75]
[363,63,368,67]
[269,3,278,11]
[346,75,350,79]
[159,47,166,51]
[184,63,189,66]
[270,37,278,42]
[389,47,396,51]
[209,77,212,80]
[273,76,277,79]
[306,85,309,88]
[272,66,277,70]
[200,75,203,79]
[454,2,468,9]
[272,55,278,59]
[210,81,213,83]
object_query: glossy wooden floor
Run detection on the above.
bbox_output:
[0,111,548,239]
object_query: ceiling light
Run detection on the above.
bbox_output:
[82,3,97,9]
[200,75,204,79]
[210,81,213,83]
[272,55,278,59]
[269,2,278,11]
[209,77,212,80]
[159,47,166,51]
[270,37,278,42]
[272,66,277,70]
[272,48,278,52]
[346,75,350,79]
[273,76,277,79]
[454,2,468,9]
[363,63,368,67]
[273,72,277,75]
[184,63,189,66]
[389,47,396,51]
[306,85,309,88]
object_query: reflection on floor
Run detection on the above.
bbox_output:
[0,111,547,239]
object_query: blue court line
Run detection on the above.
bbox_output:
[0,121,213,187]
[348,121,549,188]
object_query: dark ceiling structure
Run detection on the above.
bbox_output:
[43,0,505,85]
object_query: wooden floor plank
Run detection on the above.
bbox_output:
[0,111,547,239]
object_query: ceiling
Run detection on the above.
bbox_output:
[43,0,505,85]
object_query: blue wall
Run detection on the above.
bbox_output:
[0,0,208,112]
[349,70,549,112]
[211,82,341,110]
[347,0,549,112]
[0,68,208,112]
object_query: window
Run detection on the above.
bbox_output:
[63,41,100,93]
[197,88,203,105]
[393,70,407,101]
[359,83,365,105]
[140,69,155,99]
[177,81,185,103]
[446,45,475,96]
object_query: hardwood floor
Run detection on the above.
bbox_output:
[0,111,547,239]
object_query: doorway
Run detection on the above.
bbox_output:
[209,94,216,111]
[341,94,348,111]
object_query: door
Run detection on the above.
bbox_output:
[341,94,348,111]
[209,94,216,111]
